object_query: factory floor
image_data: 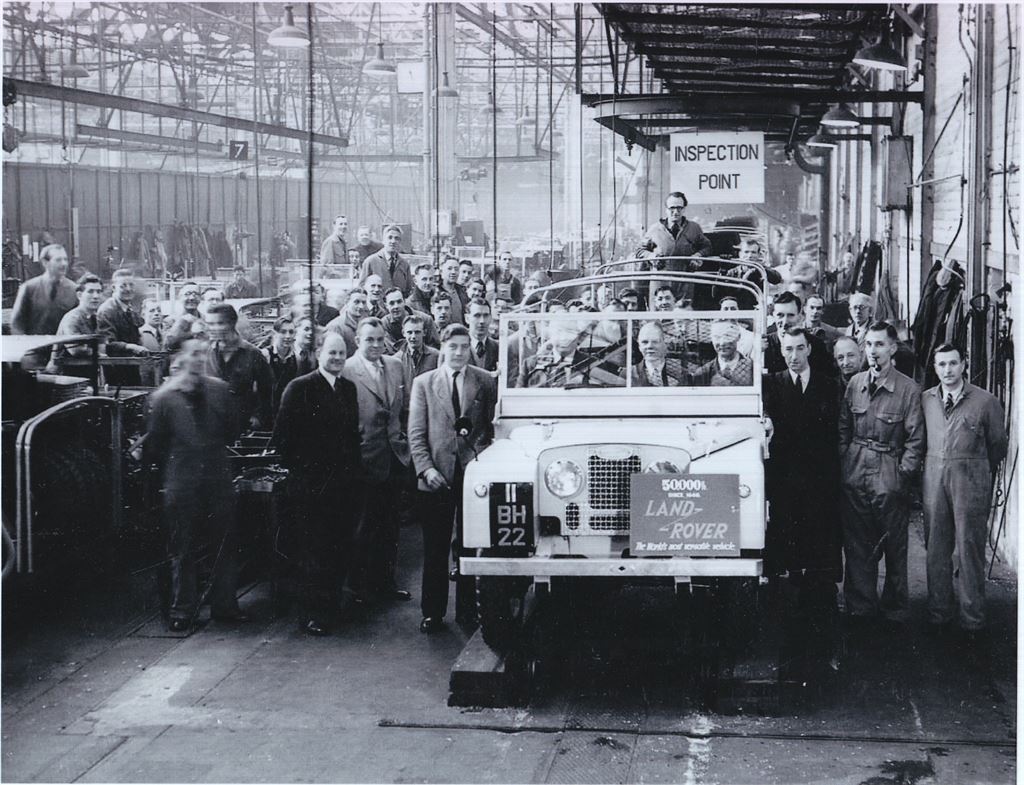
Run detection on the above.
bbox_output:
[2,514,1016,784]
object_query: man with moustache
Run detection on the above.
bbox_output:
[273,333,362,635]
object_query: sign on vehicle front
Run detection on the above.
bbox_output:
[630,474,740,556]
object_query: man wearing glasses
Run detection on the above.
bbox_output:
[638,192,712,304]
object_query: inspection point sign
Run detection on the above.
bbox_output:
[670,132,765,204]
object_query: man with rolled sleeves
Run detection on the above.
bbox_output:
[838,321,925,628]
[922,344,1008,640]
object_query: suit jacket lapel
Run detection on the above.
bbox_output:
[432,369,455,422]
[462,367,478,416]
[352,355,386,403]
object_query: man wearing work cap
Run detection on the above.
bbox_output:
[692,320,754,386]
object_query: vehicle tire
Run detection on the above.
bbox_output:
[476,575,531,653]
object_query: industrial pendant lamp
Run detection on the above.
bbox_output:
[60,47,90,79]
[807,126,837,149]
[516,105,536,127]
[363,42,396,76]
[267,4,309,49]
[482,91,503,115]
[363,5,395,76]
[852,25,906,71]
[821,103,860,128]
[434,71,459,99]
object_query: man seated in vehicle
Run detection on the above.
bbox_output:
[718,296,756,357]
[691,320,755,387]
[517,321,621,388]
[627,321,684,387]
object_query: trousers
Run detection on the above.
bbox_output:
[923,457,994,630]
[840,449,910,620]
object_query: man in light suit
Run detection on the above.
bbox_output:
[342,317,412,604]
[408,324,496,633]
[360,225,412,297]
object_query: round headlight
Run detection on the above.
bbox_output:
[544,459,584,498]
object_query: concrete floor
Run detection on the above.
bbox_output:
[2,515,1016,784]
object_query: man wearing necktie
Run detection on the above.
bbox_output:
[628,321,681,387]
[408,324,496,633]
[921,344,1007,643]
[360,225,412,297]
[838,321,924,630]
[273,333,362,636]
[97,267,149,386]
[764,327,843,670]
[342,318,412,606]
[465,298,498,373]
[11,243,79,335]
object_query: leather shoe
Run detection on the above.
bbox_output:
[420,616,445,634]
[304,618,330,636]
[212,609,251,623]
[168,618,192,633]
[383,587,413,602]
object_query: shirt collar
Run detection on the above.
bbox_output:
[318,367,338,388]
[865,365,896,392]
[443,363,464,383]
[790,367,810,387]
[718,355,739,372]
[942,381,966,402]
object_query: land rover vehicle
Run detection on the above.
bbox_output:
[460,265,769,653]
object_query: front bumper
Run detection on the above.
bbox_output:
[461,556,762,578]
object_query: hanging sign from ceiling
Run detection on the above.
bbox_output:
[670,131,765,204]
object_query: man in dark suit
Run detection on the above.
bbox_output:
[408,324,496,633]
[763,327,843,669]
[765,292,837,378]
[144,338,245,632]
[97,267,150,386]
[360,225,412,297]
[439,256,469,325]
[466,298,499,373]
[272,333,363,635]
[341,318,412,603]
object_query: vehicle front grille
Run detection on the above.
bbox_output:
[589,512,630,532]
[565,503,580,530]
[588,454,641,510]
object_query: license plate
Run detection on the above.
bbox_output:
[489,483,534,549]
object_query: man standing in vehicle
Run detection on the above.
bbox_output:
[638,192,712,304]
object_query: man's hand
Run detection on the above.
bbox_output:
[128,344,150,356]
[423,468,448,491]
[763,416,775,442]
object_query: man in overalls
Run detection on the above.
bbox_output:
[838,321,925,628]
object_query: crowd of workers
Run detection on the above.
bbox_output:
[8,196,1009,654]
